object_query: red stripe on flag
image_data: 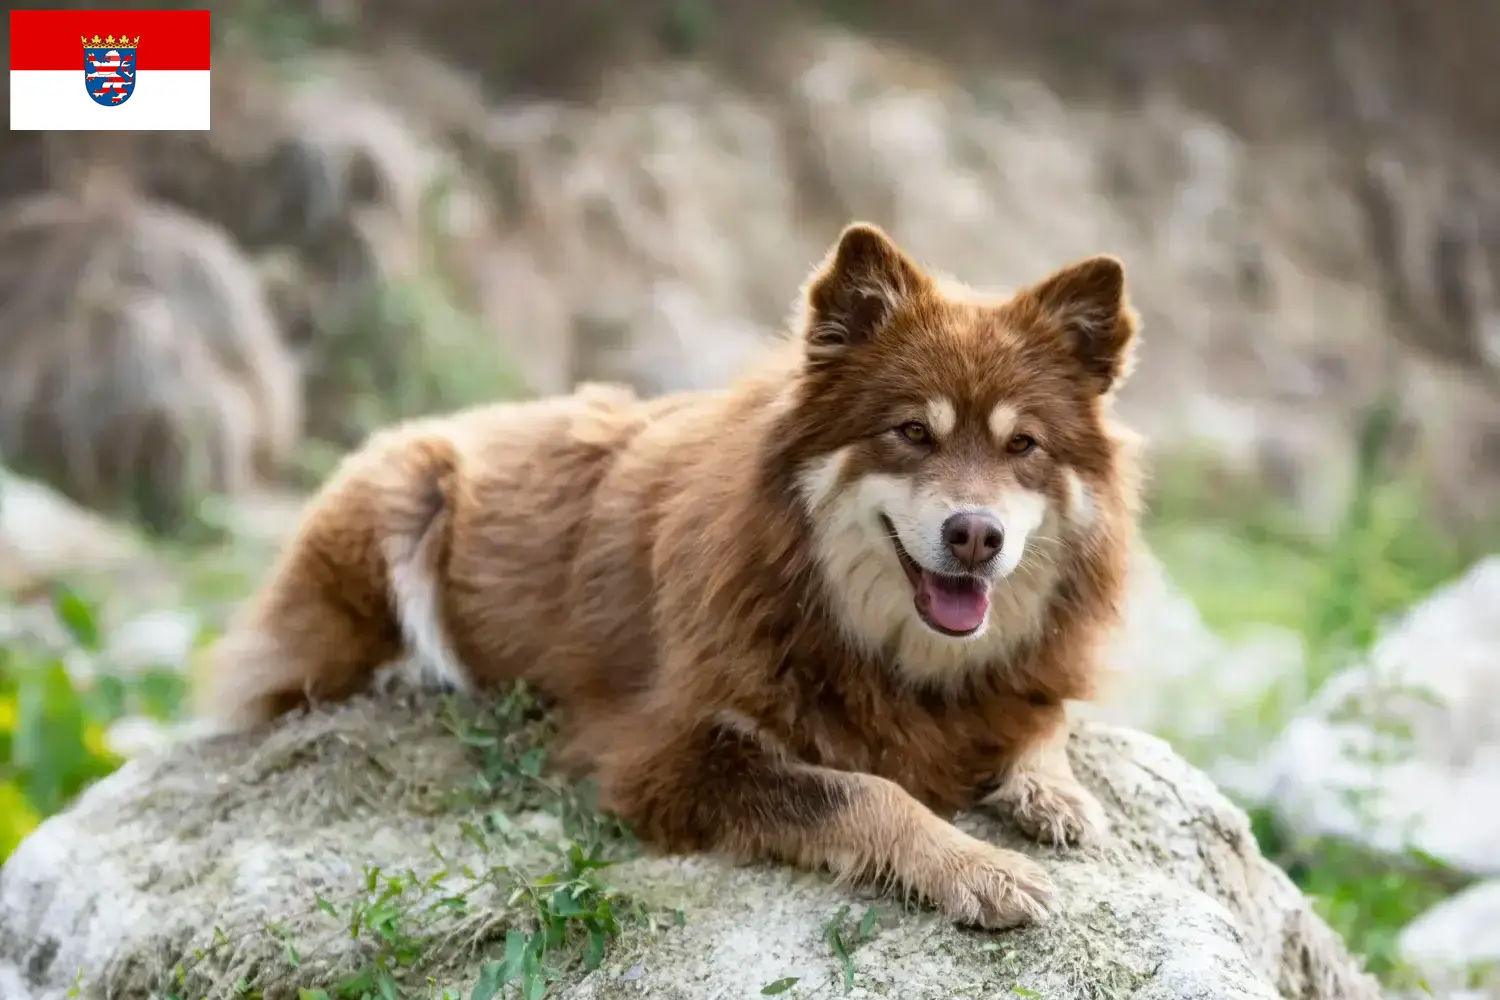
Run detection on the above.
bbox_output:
[9,9,211,71]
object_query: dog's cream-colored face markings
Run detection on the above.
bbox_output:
[796,439,1064,687]
[974,400,1058,570]
[925,397,957,440]
[1063,469,1094,531]
[880,474,1049,580]
[987,402,1020,444]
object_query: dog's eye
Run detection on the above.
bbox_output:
[897,421,931,445]
[1006,434,1037,456]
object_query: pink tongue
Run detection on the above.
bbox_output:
[918,572,991,633]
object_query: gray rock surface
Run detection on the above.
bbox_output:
[0,187,303,534]
[1264,556,1500,878]
[0,688,1379,1000]
[0,467,144,586]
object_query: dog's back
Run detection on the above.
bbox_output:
[198,381,679,728]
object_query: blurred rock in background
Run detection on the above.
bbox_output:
[1,1,1499,536]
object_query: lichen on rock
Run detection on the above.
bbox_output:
[0,685,1381,1000]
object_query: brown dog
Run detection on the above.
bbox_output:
[203,222,1144,929]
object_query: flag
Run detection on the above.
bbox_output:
[9,9,211,131]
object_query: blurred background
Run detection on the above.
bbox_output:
[2,1,1499,993]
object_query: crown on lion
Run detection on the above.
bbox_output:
[80,34,141,49]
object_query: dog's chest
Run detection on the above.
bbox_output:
[779,676,1004,811]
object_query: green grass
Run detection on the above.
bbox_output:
[161,837,652,1000]
[1144,400,1486,666]
[0,584,191,859]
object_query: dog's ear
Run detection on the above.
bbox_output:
[800,223,928,364]
[1013,254,1140,395]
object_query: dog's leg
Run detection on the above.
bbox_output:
[600,710,1055,929]
[982,720,1107,847]
[197,433,458,730]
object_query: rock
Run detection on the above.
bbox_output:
[100,609,202,676]
[1356,144,1500,379]
[0,468,143,584]
[151,50,562,446]
[1264,556,1500,878]
[1398,879,1500,994]
[0,181,303,536]
[100,715,182,760]
[0,466,151,666]
[0,689,1380,1000]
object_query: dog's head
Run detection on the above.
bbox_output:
[780,223,1140,679]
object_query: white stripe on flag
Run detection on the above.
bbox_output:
[9,69,210,130]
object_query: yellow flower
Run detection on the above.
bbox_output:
[0,782,40,860]
[0,695,16,732]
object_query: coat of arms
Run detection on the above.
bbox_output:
[82,34,139,107]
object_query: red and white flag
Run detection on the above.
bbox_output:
[9,9,211,130]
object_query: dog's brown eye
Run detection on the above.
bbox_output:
[1006,434,1036,455]
[898,421,931,445]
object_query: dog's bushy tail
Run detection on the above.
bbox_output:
[197,427,460,730]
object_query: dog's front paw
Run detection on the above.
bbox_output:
[983,771,1108,848]
[921,836,1055,930]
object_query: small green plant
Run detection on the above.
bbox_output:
[823,904,882,994]
[1146,403,1486,662]
[276,844,647,1000]
[0,584,189,861]
[760,977,800,995]
[467,841,645,1000]
[444,684,635,862]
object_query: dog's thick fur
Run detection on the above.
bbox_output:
[203,222,1144,930]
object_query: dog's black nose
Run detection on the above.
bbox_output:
[942,512,1003,568]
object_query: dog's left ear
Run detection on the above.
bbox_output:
[800,223,929,366]
[1015,255,1139,395]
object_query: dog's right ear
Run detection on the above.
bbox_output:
[801,223,927,365]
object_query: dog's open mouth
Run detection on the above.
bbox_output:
[879,515,991,637]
